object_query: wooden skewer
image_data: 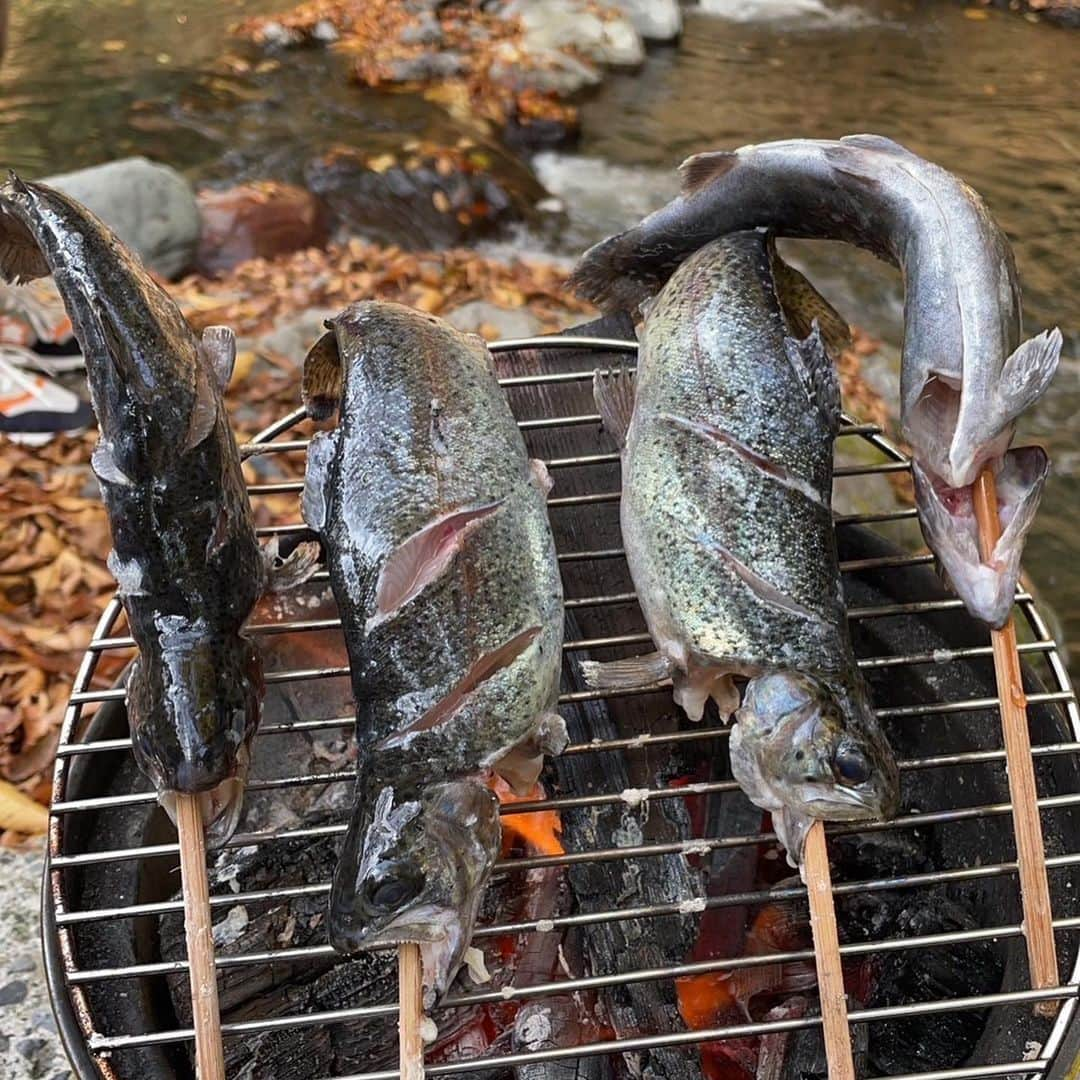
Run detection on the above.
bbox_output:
[399,942,426,1080]
[175,793,226,1080]
[803,820,855,1080]
[973,467,1059,1018]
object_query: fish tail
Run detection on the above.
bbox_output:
[568,231,677,313]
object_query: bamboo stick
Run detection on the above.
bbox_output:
[399,943,426,1080]
[803,819,855,1080]
[973,467,1059,1017]
[175,793,226,1079]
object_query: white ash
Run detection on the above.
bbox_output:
[677,897,707,914]
[419,1016,439,1044]
[518,1007,552,1050]
[463,946,492,984]
[535,918,556,933]
[619,787,651,808]
[681,840,712,856]
[212,905,250,948]
[932,648,954,663]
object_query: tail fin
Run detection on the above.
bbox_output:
[568,231,676,313]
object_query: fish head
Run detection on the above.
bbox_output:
[129,623,262,841]
[732,671,899,830]
[330,777,501,1004]
[912,445,1049,628]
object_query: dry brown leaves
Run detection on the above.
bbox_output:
[234,0,582,131]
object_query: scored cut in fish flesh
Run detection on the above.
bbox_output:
[300,300,564,1002]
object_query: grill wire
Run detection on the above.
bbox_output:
[43,335,1080,1080]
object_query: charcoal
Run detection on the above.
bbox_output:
[866,897,1003,1074]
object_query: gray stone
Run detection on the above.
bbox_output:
[44,157,200,279]
[243,307,340,369]
[311,18,340,42]
[0,980,28,1005]
[386,49,466,82]
[444,300,544,340]
[399,13,444,45]
[489,41,601,95]
[259,19,302,47]
[515,0,644,68]
[608,0,681,40]
[8,953,35,974]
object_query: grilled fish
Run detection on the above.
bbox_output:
[570,135,1061,627]
[300,301,564,1001]
[586,233,898,863]
[0,177,314,838]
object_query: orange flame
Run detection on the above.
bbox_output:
[487,775,564,856]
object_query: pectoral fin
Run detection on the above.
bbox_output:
[262,537,321,592]
[996,328,1062,427]
[301,429,338,533]
[592,366,636,449]
[579,650,674,690]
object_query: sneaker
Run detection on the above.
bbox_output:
[0,351,94,446]
[0,280,84,372]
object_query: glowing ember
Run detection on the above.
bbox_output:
[488,774,564,856]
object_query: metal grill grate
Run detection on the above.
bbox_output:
[43,335,1080,1080]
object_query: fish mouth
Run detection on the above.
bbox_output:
[912,446,1048,628]
[157,745,250,843]
[332,904,465,1006]
[797,781,884,821]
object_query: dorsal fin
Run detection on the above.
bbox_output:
[679,150,738,197]
[301,328,342,421]
[839,133,912,156]
[767,239,851,360]
[783,321,840,434]
[199,325,237,393]
[0,178,51,284]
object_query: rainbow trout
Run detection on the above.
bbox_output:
[301,301,564,1002]
[585,233,898,863]
[0,177,314,838]
[571,135,1061,628]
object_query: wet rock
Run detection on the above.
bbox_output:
[513,0,644,68]
[489,41,602,95]
[398,12,444,45]
[384,48,466,82]
[609,0,682,40]
[304,140,544,249]
[244,307,340,369]
[444,300,544,340]
[258,19,303,48]
[311,18,340,42]
[44,157,200,278]
[194,181,330,276]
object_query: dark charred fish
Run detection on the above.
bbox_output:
[0,177,314,838]
[585,233,898,863]
[570,135,1061,627]
[301,301,564,1001]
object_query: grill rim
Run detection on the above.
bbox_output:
[40,333,1080,1079]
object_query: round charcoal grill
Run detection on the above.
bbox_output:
[42,334,1080,1080]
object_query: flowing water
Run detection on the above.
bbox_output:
[1,0,1079,657]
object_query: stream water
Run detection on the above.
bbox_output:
[1,0,1078,658]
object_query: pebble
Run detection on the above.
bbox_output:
[0,981,28,1006]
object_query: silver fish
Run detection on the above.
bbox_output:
[586,233,899,863]
[570,134,1061,628]
[300,301,564,1002]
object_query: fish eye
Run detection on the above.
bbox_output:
[833,745,871,786]
[369,872,423,912]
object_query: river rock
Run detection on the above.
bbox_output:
[489,40,602,95]
[444,300,544,340]
[304,141,544,249]
[513,0,644,68]
[194,181,329,276]
[609,0,682,40]
[44,157,200,279]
